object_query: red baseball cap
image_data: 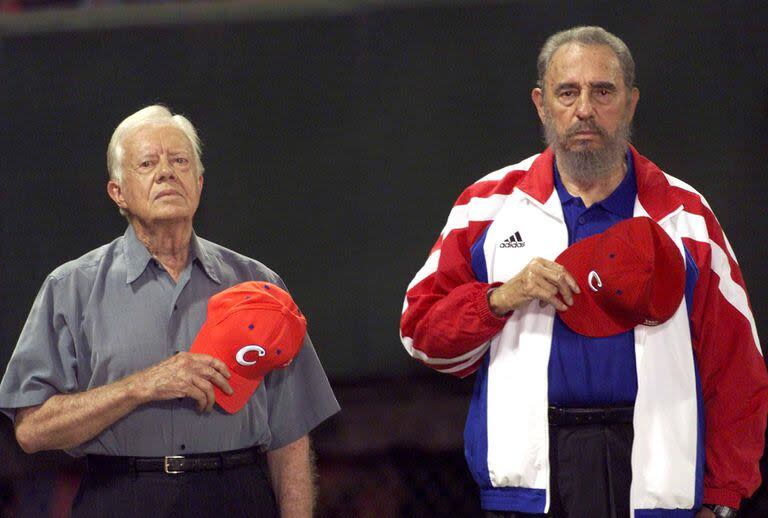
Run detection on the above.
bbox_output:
[189,281,307,413]
[555,217,685,337]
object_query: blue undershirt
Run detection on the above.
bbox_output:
[547,152,638,406]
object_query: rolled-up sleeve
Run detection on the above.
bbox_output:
[0,274,79,422]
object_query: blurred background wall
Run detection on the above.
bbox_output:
[1,1,767,516]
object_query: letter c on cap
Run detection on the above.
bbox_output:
[236,345,266,366]
[588,271,603,292]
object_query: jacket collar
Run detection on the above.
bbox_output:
[515,145,683,222]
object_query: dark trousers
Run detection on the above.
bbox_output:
[486,421,634,518]
[72,457,278,518]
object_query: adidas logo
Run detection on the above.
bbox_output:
[500,231,526,248]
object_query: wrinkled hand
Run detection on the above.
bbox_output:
[489,257,580,315]
[132,352,233,412]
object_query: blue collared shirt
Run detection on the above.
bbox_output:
[547,152,638,406]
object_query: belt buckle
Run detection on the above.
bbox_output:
[164,455,185,474]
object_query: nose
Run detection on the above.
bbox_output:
[156,155,175,180]
[574,90,595,120]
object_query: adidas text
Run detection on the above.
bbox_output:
[500,231,525,248]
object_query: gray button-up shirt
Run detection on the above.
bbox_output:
[0,226,339,457]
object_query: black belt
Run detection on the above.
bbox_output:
[86,446,264,475]
[548,406,634,426]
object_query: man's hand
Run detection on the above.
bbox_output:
[488,257,580,316]
[695,507,716,518]
[129,352,233,412]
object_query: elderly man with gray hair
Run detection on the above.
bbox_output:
[0,105,339,517]
[400,26,768,518]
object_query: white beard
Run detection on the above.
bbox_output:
[543,112,632,184]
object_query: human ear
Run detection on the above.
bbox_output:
[107,180,128,210]
[531,88,546,123]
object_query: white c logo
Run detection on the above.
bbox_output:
[588,271,603,292]
[236,345,266,366]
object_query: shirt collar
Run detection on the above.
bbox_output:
[123,225,221,285]
[189,232,222,285]
[553,149,637,217]
[553,163,576,205]
[123,225,153,284]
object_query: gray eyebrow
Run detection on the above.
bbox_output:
[554,81,617,92]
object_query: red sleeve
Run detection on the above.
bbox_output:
[682,198,768,508]
[400,189,512,378]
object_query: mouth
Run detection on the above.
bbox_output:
[154,190,182,200]
[571,129,601,138]
[568,129,604,147]
[567,122,604,138]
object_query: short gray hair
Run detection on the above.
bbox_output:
[536,26,635,91]
[107,105,204,183]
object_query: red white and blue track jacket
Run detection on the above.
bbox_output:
[400,146,768,515]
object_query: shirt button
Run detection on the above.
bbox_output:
[173,305,178,311]
[180,444,186,451]
[578,216,586,224]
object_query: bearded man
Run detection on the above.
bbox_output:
[400,26,768,518]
